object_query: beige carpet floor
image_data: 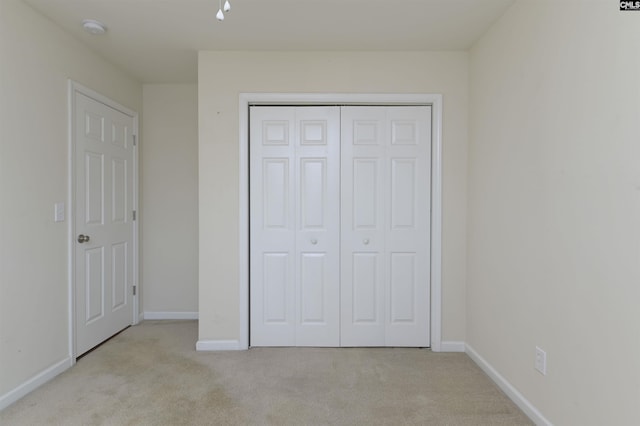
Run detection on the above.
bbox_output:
[1,320,532,425]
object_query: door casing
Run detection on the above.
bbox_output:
[67,81,140,361]
[239,93,443,351]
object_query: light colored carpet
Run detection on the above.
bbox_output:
[1,321,532,425]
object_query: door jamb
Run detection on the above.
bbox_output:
[67,80,140,362]
[238,93,443,351]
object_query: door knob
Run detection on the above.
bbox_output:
[77,234,90,243]
[363,238,370,245]
[311,238,318,245]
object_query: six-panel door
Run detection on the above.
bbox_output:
[75,92,134,356]
[250,107,341,346]
[341,107,431,347]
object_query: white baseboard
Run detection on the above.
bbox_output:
[143,311,198,320]
[465,344,552,426]
[196,339,243,351]
[0,357,72,410]
[440,341,466,352]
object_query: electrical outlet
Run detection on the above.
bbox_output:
[535,346,547,375]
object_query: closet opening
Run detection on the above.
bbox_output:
[238,94,443,351]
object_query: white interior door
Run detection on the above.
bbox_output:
[74,91,135,356]
[341,106,431,347]
[250,106,340,346]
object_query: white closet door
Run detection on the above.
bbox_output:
[341,106,431,347]
[250,106,340,346]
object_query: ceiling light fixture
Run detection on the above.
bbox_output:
[82,19,107,35]
[217,0,232,21]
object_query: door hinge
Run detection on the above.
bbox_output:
[133,134,137,146]
[132,210,136,221]
[133,285,137,296]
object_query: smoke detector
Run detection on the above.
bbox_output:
[82,19,107,35]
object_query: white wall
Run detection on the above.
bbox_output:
[198,51,468,344]
[468,1,640,424]
[142,84,199,317]
[0,0,141,403]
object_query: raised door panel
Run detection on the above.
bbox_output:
[263,253,291,323]
[111,120,129,149]
[85,152,104,226]
[352,159,379,230]
[351,253,381,323]
[111,242,128,311]
[299,253,326,324]
[111,158,127,224]
[389,253,416,323]
[85,112,104,142]
[263,159,290,229]
[300,120,328,146]
[390,159,417,230]
[84,247,105,324]
[263,121,290,145]
[390,120,419,146]
[299,159,327,229]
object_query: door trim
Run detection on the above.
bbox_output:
[67,81,140,361]
[239,93,443,351]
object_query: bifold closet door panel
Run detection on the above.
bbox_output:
[250,106,340,347]
[384,106,431,347]
[340,107,387,346]
[341,106,431,347]
[293,107,341,347]
[250,107,297,346]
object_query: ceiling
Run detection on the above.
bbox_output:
[23,0,515,84]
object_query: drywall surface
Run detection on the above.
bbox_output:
[142,84,198,314]
[198,51,469,344]
[468,1,640,424]
[0,0,141,399]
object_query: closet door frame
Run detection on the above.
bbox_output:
[239,93,443,351]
